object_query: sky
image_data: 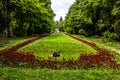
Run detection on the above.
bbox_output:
[51,0,75,21]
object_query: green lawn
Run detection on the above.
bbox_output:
[0,37,34,50]
[0,67,119,80]
[73,35,120,50]
[19,33,96,60]
[73,35,120,62]
[0,33,120,80]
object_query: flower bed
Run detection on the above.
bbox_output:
[0,50,40,68]
[0,33,119,69]
[0,50,119,69]
[8,33,51,51]
[65,33,105,53]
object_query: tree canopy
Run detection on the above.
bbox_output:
[0,0,54,37]
[63,0,120,40]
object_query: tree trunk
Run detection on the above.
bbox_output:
[6,0,11,38]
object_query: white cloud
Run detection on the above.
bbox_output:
[51,0,75,21]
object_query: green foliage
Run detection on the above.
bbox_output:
[52,49,60,54]
[103,31,119,41]
[113,20,120,35]
[65,27,73,33]
[103,31,110,38]
[63,0,120,40]
[52,49,61,57]
[109,33,119,41]
[112,1,120,16]
[78,29,87,36]
[13,27,26,37]
[0,0,11,37]
[0,0,54,37]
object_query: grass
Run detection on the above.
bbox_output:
[0,66,120,80]
[0,33,120,80]
[19,33,96,60]
[73,35,120,50]
[0,37,34,50]
[73,35,120,62]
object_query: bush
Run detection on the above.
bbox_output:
[114,20,120,35]
[13,27,26,37]
[78,29,87,36]
[103,31,110,38]
[109,33,119,41]
[103,31,119,41]
[65,27,73,33]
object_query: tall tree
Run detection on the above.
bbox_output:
[0,0,54,37]
[64,0,120,37]
[0,0,12,37]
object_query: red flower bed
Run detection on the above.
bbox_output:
[9,33,51,51]
[0,33,119,69]
[65,33,106,53]
[0,50,119,69]
[0,50,40,68]
[38,53,119,69]
[0,33,51,52]
[78,52,119,69]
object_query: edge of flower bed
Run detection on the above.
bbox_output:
[64,33,109,54]
[0,33,120,69]
[1,33,52,51]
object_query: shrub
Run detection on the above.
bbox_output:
[13,27,26,37]
[78,29,87,36]
[109,32,119,41]
[114,20,120,35]
[52,49,61,57]
[103,31,110,39]
[65,27,73,33]
[103,31,119,41]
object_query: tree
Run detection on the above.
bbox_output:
[59,16,63,22]
[0,0,54,37]
[63,0,120,39]
[0,0,12,37]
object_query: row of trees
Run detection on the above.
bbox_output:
[0,0,54,37]
[61,0,120,41]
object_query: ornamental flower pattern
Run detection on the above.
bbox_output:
[0,50,119,69]
[0,33,120,69]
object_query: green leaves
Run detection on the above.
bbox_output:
[64,0,120,38]
[0,0,54,36]
[112,1,120,16]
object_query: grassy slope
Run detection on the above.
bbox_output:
[0,67,120,80]
[19,33,96,60]
[0,37,34,50]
